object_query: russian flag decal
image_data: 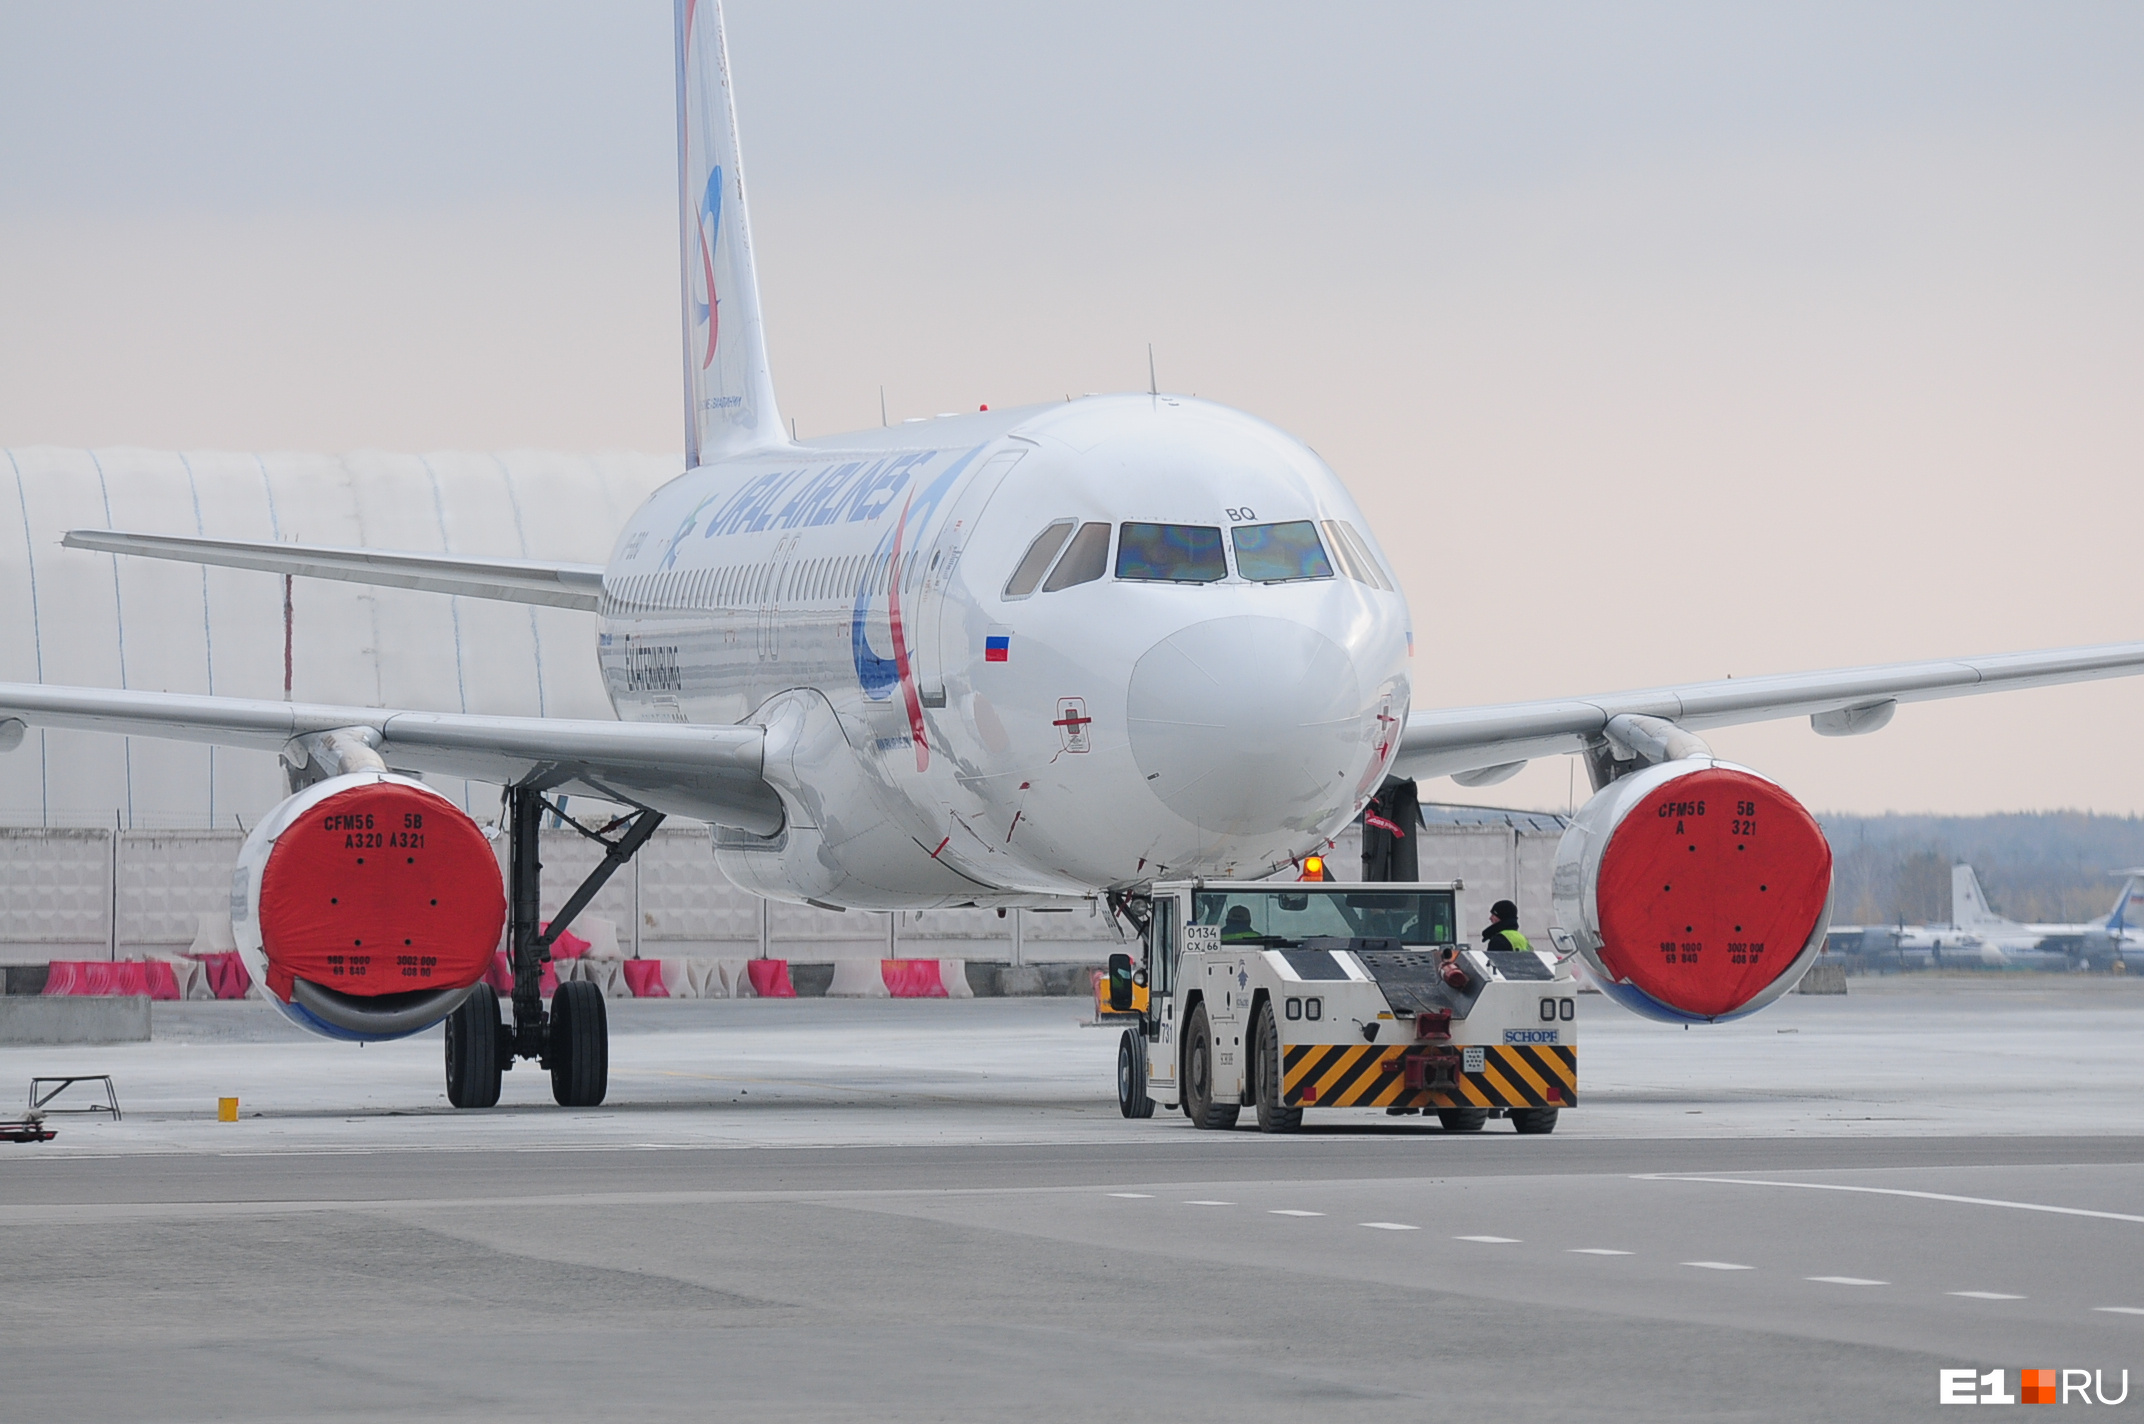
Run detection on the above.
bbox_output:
[985,626,1011,663]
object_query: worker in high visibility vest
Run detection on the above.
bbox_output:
[1482,899,1531,954]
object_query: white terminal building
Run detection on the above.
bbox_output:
[0,447,1560,968]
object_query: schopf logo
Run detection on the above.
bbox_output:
[1939,1368,2130,1405]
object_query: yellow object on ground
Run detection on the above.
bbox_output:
[217,1097,238,1122]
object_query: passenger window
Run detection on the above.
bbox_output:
[1004,521,1076,598]
[1041,522,1111,591]
[1115,523,1226,583]
[1231,520,1333,582]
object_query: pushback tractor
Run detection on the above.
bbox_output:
[1103,881,1578,1133]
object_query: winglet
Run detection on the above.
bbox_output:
[676,0,785,466]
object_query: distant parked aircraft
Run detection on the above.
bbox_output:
[1832,865,2143,970]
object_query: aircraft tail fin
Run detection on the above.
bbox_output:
[676,0,785,466]
[1950,864,2012,930]
[2105,869,2144,931]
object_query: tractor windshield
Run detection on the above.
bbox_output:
[1191,888,1457,949]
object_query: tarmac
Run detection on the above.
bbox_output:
[2,976,2140,1421]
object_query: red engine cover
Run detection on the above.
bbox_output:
[1594,767,1832,1019]
[257,780,504,1002]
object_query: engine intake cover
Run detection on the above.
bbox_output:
[1552,759,1832,1023]
[231,773,505,1041]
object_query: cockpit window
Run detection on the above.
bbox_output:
[1231,521,1333,582]
[1041,521,1112,592]
[1116,523,1226,583]
[1320,519,1393,591]
[1003,520,1075,598]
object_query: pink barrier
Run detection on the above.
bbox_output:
[482,952,556,997]
[43,960,179,999]
[621,960,667,998]
[541,923,591,960]
[191,951,252,1000]
[746,959,795,998]
[142,961,181,1001]
[42,962,91,995]
[881,959,947,998]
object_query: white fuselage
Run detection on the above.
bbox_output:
[595,395,1413,909]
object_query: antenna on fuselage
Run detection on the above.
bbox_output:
[1148,344,1158,397]
[879,386,888,427]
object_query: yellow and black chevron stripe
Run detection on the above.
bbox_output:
[1281,1042,1576,1110]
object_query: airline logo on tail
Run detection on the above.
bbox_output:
[695,168,722,368]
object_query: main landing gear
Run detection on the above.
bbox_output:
[445,785,662,1109]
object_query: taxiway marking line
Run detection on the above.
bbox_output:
[1455,1234,1519,1243]
[1359,1222,1419,1231]
[1807,1276,1887,1286]
[1568,1248,1633,1255]
[1640,1174,2144,1225]
[1269,1209,1324,1216]
[1949,1292,2025,1300]
[2095,1306,2144,1315]
[1684,1261,1754,1270]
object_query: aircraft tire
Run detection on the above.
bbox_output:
[1509,1107,1559,1135]
[445,982,503,1110]
[548,980,609,1108]
[1252,1000,1302,1134]
[1437,1108,1489,1133]
[1117,1029,1155,1119]
[1182,1002,1240,1130]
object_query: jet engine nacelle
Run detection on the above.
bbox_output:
[1550,759,1833,1023]
[230,772,506,1041]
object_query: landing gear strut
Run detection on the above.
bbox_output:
[444,785,663,1109]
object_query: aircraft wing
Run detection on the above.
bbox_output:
[1394,639,2144,783]
[0,683,780,833]
[62,530,606,611]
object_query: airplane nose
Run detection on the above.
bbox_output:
[1126,615,1371,837]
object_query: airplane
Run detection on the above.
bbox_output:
[1832,865,2144,971]
[1933,863,2143,969]
[5,0,2144,1112]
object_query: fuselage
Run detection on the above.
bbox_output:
[596,394,1413,909]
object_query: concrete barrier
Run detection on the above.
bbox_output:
[828,960,891,997]
[1798,962,1849,995]
[5,964,50,996]
[0,995,151,1044]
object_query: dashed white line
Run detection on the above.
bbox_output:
[1949,1291,2025,1301]
[1269,1209,1324,1217]
[1806,1276,1887,1286]
[1683,1261,1754,1271]
[2094,1307,2144,1316]
[1568,1248,1634,1256]
[1455,1235,1520,1243]
[1359,1222,1420,1231]
[1183,1200,1234,1206]
[1106,1193,1152,1199]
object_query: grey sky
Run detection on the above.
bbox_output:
[3,2,2141,817]
[7,3,2137,210]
